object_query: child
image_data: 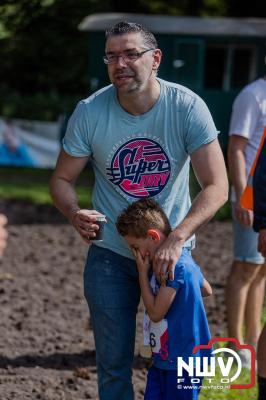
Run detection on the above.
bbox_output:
[116,198,212,400]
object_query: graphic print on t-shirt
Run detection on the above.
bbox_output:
[106,137,171,198]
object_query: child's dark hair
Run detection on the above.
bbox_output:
[116,198,171,238]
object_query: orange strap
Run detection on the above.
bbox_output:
[240,127,266,210]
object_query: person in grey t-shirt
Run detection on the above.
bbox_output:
[50,21,228,400]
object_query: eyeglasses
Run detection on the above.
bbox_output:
[103,49,155,65]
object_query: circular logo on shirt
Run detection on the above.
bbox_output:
[106,138,171,198]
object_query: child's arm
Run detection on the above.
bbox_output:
[201,278,212,297]
[135,251,177,322]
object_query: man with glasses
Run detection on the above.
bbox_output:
[50,21,228,400]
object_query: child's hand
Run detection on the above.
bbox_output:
[135,250,150,274]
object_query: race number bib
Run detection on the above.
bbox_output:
[149,319,169,360]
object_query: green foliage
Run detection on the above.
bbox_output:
[0,0,103,119]
[110,0,228,16]
[0,91,80,121]
[201,0,228,16]
[0,0,265,120]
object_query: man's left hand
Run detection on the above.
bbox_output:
[153,233,184,285]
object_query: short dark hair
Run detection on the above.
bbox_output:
[105,21,158,49]
[116,198,171,238]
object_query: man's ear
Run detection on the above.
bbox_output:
[147,229,161,241]
[152,49,162,71]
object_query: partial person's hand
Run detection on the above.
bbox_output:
[0,214,8,257]
[258,229,266,257]
[134,250,150,275]
[71,209,106,244]
[153,233,183,286]
[234,202,254,227]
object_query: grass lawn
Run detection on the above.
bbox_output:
[199,307,266,399]
[199,363,258,399]
[0,166,94,207]
[0,166,232,220]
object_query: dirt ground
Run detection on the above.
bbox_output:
[0,201,233,400]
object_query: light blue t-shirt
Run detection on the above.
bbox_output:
[63,78,218,258]
[150,249,211,370]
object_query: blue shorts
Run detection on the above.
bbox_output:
[232,204,265,265]
[144,366,202,400]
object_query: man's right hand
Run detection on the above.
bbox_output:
[71,209,105,244]
[234,202,254,227]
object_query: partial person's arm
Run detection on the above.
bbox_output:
[0,214,8,257]
[135,251,177,323]
[49,150,103,243]
[201,278,212,297]
[153,139,228,283]
[227,135,253,226]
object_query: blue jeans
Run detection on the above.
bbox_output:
[83,245,140,400]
